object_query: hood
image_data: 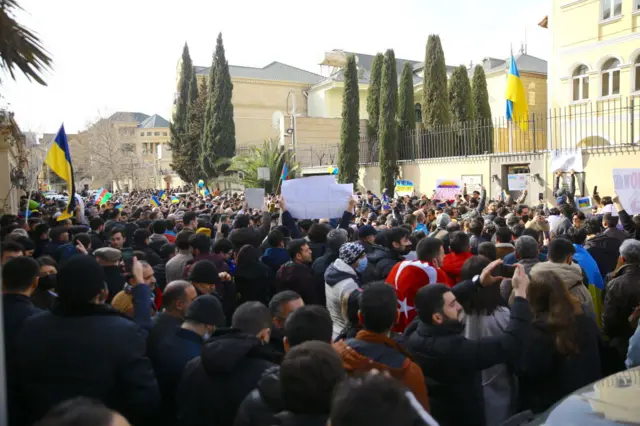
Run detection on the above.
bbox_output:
[531,262,583,286]
[324,258,357,287]
[368,245,399,265]
[201,328,278,375]
[262,247,290,264]
[518,257,541,273]
[257,366,284,412]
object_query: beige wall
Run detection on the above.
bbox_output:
[294,118,367,167]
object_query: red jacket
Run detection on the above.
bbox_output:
[386,260,452,332]
[442,251,473,285]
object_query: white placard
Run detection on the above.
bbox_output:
[507,174,528,191]
[551,149,584,173]
[461,175,483,193]
[613,168,640,214]
[282,176,351,219]
[244,188,265,210]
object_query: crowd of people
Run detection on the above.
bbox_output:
[1,173,640,426]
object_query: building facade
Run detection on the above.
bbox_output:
[0,110,26,215]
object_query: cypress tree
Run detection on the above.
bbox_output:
[471,64,494,152]
[366,53,384,139]
[202,33,236,178]
[398,61,416,159]
[378,49,398,196]
[422,35,450,128]
[338,55,360,186]
[169,43,192,180]
[449,65,473,123]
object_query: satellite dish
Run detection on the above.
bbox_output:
[271,111,284,129]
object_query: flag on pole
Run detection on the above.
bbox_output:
[94,188,106,205]
[99,192,112,206]
[158,190,166,200]
[150,196,161,207]
[44,125,76,221]
[114,203,123,211]
[281,163,289,181]
[171,195,180,204]
[505,54,529,132]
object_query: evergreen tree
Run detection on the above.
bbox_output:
[471,64,494,152]
[398,61,416,159]
[169,43,193,180]
[338,55,360,186]
[378,49,398,196]
[422,35,450,128]
[202,33,236,178]
[366,53,384,139]
[448,65,473,123]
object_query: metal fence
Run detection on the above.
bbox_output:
[237,96,639,167]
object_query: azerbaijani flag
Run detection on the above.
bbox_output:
[95,188,107,205]
[99,192,112,206]
[505,54,529,131]
[281,163,289,181]
[150,196,161,207]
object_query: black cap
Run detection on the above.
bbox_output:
[57,256,106,304]
[185,294,226,327]
[358,225,377,239]
[188,260,221,285]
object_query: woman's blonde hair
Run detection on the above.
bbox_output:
[111,290,134,317]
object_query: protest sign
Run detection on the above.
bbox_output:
[507,174,528,191]
[576,196,591,210]
[395,180,414,197]
[613,168,640,214]
[244,188,265,210]
[433,179,463,200]
[551,149,584,173]
[461,175,482,193]
[282,176,351,219]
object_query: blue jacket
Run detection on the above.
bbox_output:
[626,325,640,368]
[261,248,290,275]
[573,244,604,290]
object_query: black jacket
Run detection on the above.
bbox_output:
[469,234,488,255]
[147,312,183,358]
[584,233,621,277]
[153,263,168,291]
[308,241,327,263]
[235,262,274,306]
[131,243,163,266]
[13,303,160,426]
[405,281,531,426]
[175,329,281,426]
[516,314,602,414]
[312,250,339,282]
[603,264,640,359]
[103,265,126,304]
[362,245,403,284]
[275,261,322,305]
[234,366,284,426]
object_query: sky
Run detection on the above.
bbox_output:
[2,0,550,134]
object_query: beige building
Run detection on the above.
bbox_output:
[0,110,26,215]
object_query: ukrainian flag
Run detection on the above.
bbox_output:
[150,196,161,208]
[171,195,180,204]
[45,125,76,221]
[505,55,528,131]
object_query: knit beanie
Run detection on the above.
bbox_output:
[339,242,366,265]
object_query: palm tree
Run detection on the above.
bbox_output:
[228,138,299,193]
[0,0,52,85]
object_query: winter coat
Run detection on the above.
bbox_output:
[151,328,203,420]
[149,233,170,255]
[175,329,281,426]
[334,330,429,410]
[308,241,327,262]
[186,253,236,320]
[405,280,531,426]
[470,235,488,255]
[500,258,540,303]
[324,258,362,339]
[603,226,629,244]
[464,307,516,426]
[550,216,572,237]
[275,261,321,305]
[235,261,274,306]
[516,313,602,414]
[583,233,621,277]
[261,247,290,275]
[495,243,515,260]
[131,243,163,266]
[442,251,473,284]
[530,262,596,321]
[312,250,339,282]
[13,303,160,426]
[103,265,126,304]
[234,366,284,426]
[362,245,404,284]
[626,324,640,368]
[603,264,640,360]
[165,250,193,283]
[147,312,183,359]
[153,263,168,291]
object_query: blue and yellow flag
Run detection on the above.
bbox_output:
[171,195,180,204]
[505,55,528,131]
[150,196,161,208]
[45,125,76,221]
[158,190,167,200]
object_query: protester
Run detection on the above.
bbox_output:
[94,247,126,304]
[13,255,159,425]
[494,227,515,260]
[275,239,319,305]
[442,231,473,284]
[324,242,366,339]
[165,230,194,283]
[261,229,291,274]
[32,255,58,310]
[357,225,377,253]
[235,244,274,306]
[334,283,429,410]
[500,235,541,302]
[1,240,24,264]
[312,228,348,283]
[363,227,411,283]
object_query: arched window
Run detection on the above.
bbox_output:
[601,58,620,97]
[572,65,589,101]
[635,54,640,93]
[414,103,422,123]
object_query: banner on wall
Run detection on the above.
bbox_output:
[433,179,463,200]
[507,174,528,191]
[551,149,584,172]
[395,180,414,197]
[613,168,640,214]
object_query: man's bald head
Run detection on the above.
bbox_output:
[163,280,197,317]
